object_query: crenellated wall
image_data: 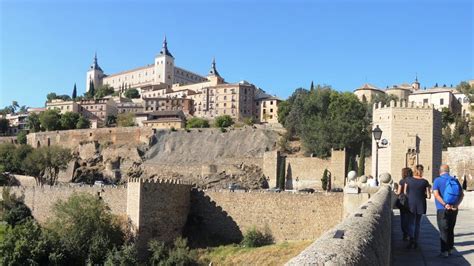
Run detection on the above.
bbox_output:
[127,178,193,253]
[372,100,442,183]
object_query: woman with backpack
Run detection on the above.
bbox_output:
[396,168,412,241]
[404,164,431,249]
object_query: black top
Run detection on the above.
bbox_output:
[399,178,407,194]
[406,177,430,214]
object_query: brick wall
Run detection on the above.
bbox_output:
[186,190,343,247]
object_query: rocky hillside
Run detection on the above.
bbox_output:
[144,127,279,165]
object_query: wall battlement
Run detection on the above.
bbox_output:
[373,100,436,110]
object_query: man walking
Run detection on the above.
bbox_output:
[432,164,464,258]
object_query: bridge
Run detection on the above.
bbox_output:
[287,186,474,265]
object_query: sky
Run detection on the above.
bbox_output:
[0,0,473,108]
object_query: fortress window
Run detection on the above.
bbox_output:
[423,99,428,104]
[440,99,444,105]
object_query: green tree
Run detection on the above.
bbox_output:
[0,118,8,135]
[124,88,140,99]
[46,92,58,102]
[106,115,117,127]
[23,146,72,185]
[72,83,77,99]
[88,81,96,99]
[95,84,115,99]
[16,130,27,144]
[214,115,234,128]
[321,169,329,191]
[27,112,42,132]
[47,193,125,264]
[60,112,81,130]
[0,143,17,173]
[166,237,197,265]
[39,109,61,131]
[76,115,91,129]
[457,81,474,102]
[0,219,52,265]
[240,227,273,248]
[117,113,135,127]
[358,142,366,176]
[1,187,33,226]
[186,117,210,128]
[441,108,455,128]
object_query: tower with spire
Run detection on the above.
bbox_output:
[411,74,421,91]
[207,57,224,84]
[86,52,105,92]
[154,36,175,85]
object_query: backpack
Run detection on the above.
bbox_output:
[443,176,462,205]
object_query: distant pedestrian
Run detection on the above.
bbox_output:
[404,164,431,249]
[433,164,464,258]
[367,175,377,187]
[396,167,412,241]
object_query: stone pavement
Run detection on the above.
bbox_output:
[392,199,474,266]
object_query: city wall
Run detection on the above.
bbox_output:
[0,136,18,144]
[263,149,348,189]
[26,127,154,149]
[6,185,128,223]
[287,185,392,265]
[186,190,344,247]
[442,146,474,178]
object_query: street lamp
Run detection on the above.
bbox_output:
[372,125,385,185]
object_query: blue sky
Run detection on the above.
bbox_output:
[0,0,472,108]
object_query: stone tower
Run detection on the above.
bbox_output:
[372,100,442,183]
[411,75,421,91]
[86,52,105,92]
[207,58,224,84]
[154,36,175,85]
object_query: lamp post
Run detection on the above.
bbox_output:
[372,125,383,185]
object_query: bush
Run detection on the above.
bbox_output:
[17,130,27,145]
[1,187,33,226]
[321,169,329,191]
[0,219,53,265]
[117,113,135,127]
[104,243,138,266]
[241,227,273,248]
[47,193,125,264]
[148,237,197,265]
[214,115,234,128]
[220,127,227,133]
[243,117,255,126]
[186,117,210,128]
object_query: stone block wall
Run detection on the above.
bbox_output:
[443,146,474,178]
[27,127,154,149]
[6,185,128,224]
[372,102,442,183]
[186,190,343,247]
[127,179,193,253]
[286,186,392,265]
[263,149,348,190]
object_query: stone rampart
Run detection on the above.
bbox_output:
[127,178,193,253]
[442,146,474,179]
[286,185,392,265]
[26,127,154,149]
[263,149,348,190]
[5,185,128,223]
[186,190,343,247]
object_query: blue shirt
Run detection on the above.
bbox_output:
[432,173,461,210]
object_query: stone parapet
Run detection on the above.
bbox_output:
[286,185,392,265]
